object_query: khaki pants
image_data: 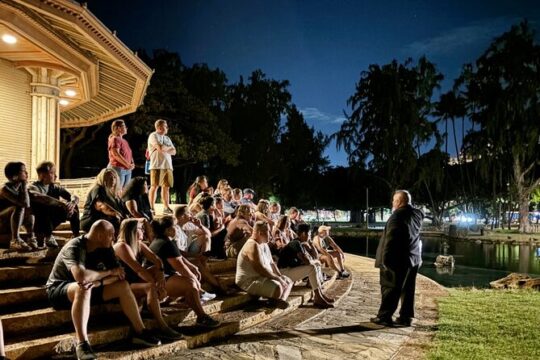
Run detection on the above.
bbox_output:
[280,264,322,290]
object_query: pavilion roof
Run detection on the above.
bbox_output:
[0,0,153,128]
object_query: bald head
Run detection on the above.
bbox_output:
[392,190,412,211]
[87,220,115,248]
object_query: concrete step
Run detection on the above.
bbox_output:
[0,286,47,309]
[206,258,236,274]
[4,292,254,359]
[0,264,52,285]
[96,285,323,360]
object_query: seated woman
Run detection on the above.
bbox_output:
[113,219,182,340]
[224,205,253,258]
[255,199,275,227]
[0,161,37,251]
[187,176,209,205]
[173,205,229,294]
[122,177,153,221]
[213,179,229,196]
[149,216,221,327]
[312,225,350,279]
[80,168,129,233]
[270,215,295,255]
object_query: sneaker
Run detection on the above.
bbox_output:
[196,315,221,328]
[27,236,40,250]
[11,238,31,252]
[75,340,97,360]
[132,329,162,347]
[157,327,184,341]
[45,235,59,248]
[163,208,173,215]
[339,270,351,279]
[200,291,217,302]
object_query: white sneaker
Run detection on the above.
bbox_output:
[11,238,31,252]
[200,291,217,302]
[27,237,40,250]
[45,236,59,248]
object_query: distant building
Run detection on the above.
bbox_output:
[0,0,152,173]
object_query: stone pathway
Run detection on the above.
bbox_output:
[158,255,448,360]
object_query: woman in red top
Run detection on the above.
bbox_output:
[187,175,209,205]
[107,119,134,189]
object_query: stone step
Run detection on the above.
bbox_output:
[2,288,252,338]
[96,286,321,359]
[0,286,47,309]
[0,264,52,285]
[4,292,254,359]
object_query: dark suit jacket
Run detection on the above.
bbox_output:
[375,205,424,269]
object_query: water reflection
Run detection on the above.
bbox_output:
[334,235,540,288]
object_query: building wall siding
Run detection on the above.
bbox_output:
[0,59,32,176]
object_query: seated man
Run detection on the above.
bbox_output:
[46,220,161,360]
[0,161,37,251]
[235,221,293,308]
[29,161,80,248]
[278,223,335,308]
[312,225,350,279]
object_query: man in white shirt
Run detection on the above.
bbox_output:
[147,119,176,214]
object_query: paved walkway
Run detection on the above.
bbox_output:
[159,255,448,360]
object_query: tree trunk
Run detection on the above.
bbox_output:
[517,191,530,233]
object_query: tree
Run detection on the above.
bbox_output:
[277,106,329,207]
[458,22,540,233]
[225,70,292,196]
[334,57,443,191]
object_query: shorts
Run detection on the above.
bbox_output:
[46,281,106,310]
[150,169,174,187]
[240,277,281,299]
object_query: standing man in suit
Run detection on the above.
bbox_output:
[371,190,423,327]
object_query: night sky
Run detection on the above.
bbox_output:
[86,0,540,166]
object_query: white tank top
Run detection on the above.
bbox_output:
[235,238,273,288]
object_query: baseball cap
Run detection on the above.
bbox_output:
[318,225,331,233]
[243,188,255,195]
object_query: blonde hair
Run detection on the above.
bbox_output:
[95,168,121,198]
[117,219,140,255]
[110,119,125,137]
[155,119,167,129]
[236,204,251,219]
[256,199,270,215]
[253,220,269,234]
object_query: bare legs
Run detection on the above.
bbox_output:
[130,283,169,330]
[164,276,207,317]
[0,319,5,358]
[67,280,149,343]
[149,186,171,211]
[149,186,158,211]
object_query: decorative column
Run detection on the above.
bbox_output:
[25,67,62,173]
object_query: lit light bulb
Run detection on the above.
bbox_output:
[59,99,69,106]
[65,89,76,97]
[2,34,17,44]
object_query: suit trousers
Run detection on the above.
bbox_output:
[377,265,419,320]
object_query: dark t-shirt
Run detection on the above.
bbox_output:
[46,236,121,288]
[149,237,181,276]
[122,193,153,221]
[196,210,213,230]
[277,239,304,268]
[81,185,127,230]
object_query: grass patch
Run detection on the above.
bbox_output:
[428,288,540,360]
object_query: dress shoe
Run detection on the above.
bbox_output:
[370,316,394,327]
[395,317,412,327]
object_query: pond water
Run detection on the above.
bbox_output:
[333,235,540,288]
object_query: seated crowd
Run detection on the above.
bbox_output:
[0,161,349,360]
